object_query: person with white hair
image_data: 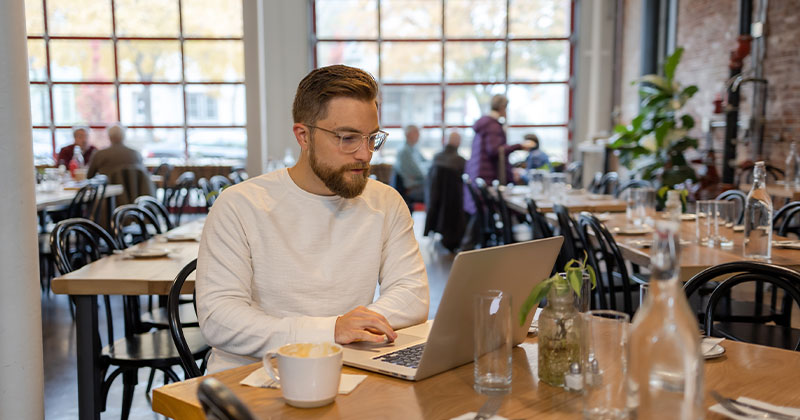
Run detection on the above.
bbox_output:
[392,124,428,202]
[87,123,145,178]
[57,126,96,167]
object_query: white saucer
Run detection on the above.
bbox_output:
[614,226,654,235]
[165,233,199,242]
[128,247,170,258]
[680,214,696,221]
[703,344,726,359]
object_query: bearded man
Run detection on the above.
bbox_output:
[196,65,430,372]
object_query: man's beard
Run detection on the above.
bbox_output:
[308,137,370,198]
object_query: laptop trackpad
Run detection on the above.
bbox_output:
[344,333,425,353]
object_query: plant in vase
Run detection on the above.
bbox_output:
[608,47,699,193]
[520,255,596,387]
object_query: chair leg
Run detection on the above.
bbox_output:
[121,370,137,420]
[144,368,156,396]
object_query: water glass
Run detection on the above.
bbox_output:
[638,283,649,307]
[474,290,512,395]
[527,170,545,197]
[42,168,61,192]
[548,173,568,204]
[626,188,656,227]
[696,200,714,246]
[714,201,735,248]
[582,310,631,420]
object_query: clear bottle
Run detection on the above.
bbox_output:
[743,161,773,260]
[786,142,800,186]
[537,287,581,387]
[629,220,703,420]
[664,190,682,223]
[72,145,84,167]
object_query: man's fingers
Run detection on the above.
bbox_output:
[355,315,396,341]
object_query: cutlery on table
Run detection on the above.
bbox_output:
[710,391,800,420]
[473,395,504,420]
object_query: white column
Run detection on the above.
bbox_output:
[243,0,311,176]
[0,1,45,419]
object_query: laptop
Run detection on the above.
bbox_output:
[342,236,563,381]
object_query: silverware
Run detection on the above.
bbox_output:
[711,391,800,420]
[473,395,503,420]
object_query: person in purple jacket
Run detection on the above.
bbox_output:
[463,94,535,214]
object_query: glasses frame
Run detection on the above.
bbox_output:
[305,124,388,153]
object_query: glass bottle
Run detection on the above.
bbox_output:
[743,161,773,260]
[786,142,800,186]
[629,220,703,419]
[664,190,682,223]
[537,287,581,387]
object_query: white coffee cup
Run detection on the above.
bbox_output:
[263,342,343,408]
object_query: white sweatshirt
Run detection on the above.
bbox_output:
[196,168,430,372]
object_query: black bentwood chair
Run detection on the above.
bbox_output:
[715,189,747,225]
[168,258,210,378]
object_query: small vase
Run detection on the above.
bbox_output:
[560,271,592,312]
[538,287,581,387]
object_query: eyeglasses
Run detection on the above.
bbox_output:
[305,124,388,153]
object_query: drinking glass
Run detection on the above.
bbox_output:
[696,200,714,246]
[548,173,567,204]
[582,310,631,420]
[527,169,545,197]
[474,290,512,395]
[714,200,735,248]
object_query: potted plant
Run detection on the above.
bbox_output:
[608,47,699,195]
[519,255,596,387]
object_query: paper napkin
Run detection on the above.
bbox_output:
[709,396,800,419]
[239,367,367,395]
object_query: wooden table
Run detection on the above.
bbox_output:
[36,184,123,211]
[504,186,627,214]
[51,219,204,420]
[602,213,800,281]
[152,336,800,419]
[740,183,800,202]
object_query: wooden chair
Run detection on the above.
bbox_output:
[566,161,583,189]
[684,261,800,351]
[715,190,747,224]
[494,181,531,244]
[773,201,800,238]
[462,175,497,249]
[551,204,582,268]
[614,179,653,198]
[589,172,618,195]
[228,168,248,184]
[197,378,257,420]
[474,178,506,244]
[134,195,174,231]
[168,258,210,379]
[111,204,162,248]
[166,171,196,226]
[526,198,554,241]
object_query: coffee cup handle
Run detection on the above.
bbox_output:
[263,351,280,384]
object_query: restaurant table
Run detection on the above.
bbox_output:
[152,335,800,420]
[740,182,800,202]
[35,183,123,211]
[51,219,204,420]
[601,212,800,282]
[503,185,628,214]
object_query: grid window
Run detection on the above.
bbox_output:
[25,0,246,165]
[313,0,573,163]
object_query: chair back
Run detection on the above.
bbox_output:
[577,213,637,316]
[229,168,248,184]
[493,181,516,245]
[566,161,583,188]
[552,204,583,266]
[67,182,104,220]
[475,178,505,244]
[111,204,162,248]
[197,378,257,420]
[423,166,465,251]
[589,172,618,195]
[526,198,553,240]
[169,259,202,378]
[210,175,232,192]
[615,179,653,198]
[715,189,747,224]
[108,164,156,205]
[135,195,174,231]
[462,175,493,248]
[773,201,800,237]
[169,171,197,225]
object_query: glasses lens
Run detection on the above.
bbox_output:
[370,132,387,151]
[339,133,362,153]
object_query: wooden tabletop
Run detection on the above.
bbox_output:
[740,183,800,201]
[601,213,800,281]
[36,184,124,211]
[504,186,627,214]
[152,336,800,420]
[51,219,204,295]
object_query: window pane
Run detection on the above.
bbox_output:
[126,128,186,162]
[52,85,117,125]
[507,126,568,162]
[30,85,50,126]
[445,0,506,38]
[381,42,441,82]
[506,84,568,124]
[184,41,244,82]
[316,42,378,77]
[186,85,245,126]
[25,0,44,36]
[380,85,441,127]
[120,85,184,126]
[381,0,442,39]
[187,128,246,161]
[49,40,115,82]
[117,41,182,82]
[55,128,110,152]
[445,41,505,82]
[509,40,569,81]
[46,0,112,36]
[182,0,243,37]
[115,0,180,37]
[315,0,378,39]
[32,129,54,165]
[509,0,570,38]
[444,84,506,125]
[27,40,47,82]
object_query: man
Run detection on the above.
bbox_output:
[86,124,145,178]
[431,130,466,174]
[424,131,467,252]
[196,65,430,372]
[57,126,96,167]
[393,125,427,202]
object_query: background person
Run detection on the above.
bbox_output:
[393,124,427,202]
[524,133,551,170]
[86,124,145,178]
[57,126,96,167]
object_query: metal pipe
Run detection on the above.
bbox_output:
[722,0,753,184]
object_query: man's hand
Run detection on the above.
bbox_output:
[334,306,398,344]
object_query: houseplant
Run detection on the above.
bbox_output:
[608,47,699,192]
[520,255,596,387]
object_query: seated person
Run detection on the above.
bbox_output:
[393,125,427,202]
[431,131,466,174]
[87,124,145,178]
[57,126,96,167]
[524,133,551,170]
[196,65,430,372]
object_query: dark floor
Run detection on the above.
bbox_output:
[42,211,455,419]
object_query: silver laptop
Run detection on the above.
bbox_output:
[343,236,563,381]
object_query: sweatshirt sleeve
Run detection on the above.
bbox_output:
[196,194,338,360]
[367,193,430,327]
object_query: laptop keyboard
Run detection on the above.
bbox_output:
[373,343,426,369]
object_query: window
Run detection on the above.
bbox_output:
[312,0,573,164]
[25,0,246,165]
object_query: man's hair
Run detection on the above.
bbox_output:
[292,65,379,125]
[490,94,508,112]
[404,125,419,137]
[72,126,89,137]
[107,123,126,144]
[524,133,540,150]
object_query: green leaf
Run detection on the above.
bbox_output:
[681,114,695,130]
[519,280,552,326]
[640,74,671,92]
[664,47,684,83]
[586,264,597,289]
[631,114,645,131]
[567,269,582,297]
[654,120,673,147]
[680,85,699,99]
